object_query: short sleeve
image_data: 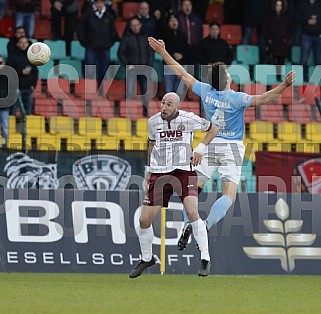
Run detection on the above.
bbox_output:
[232,92,252,109]
[192,81,212,98]
[148,118,156,141]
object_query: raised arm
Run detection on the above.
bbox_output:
[250,70,296,107]
[148,36,197,90]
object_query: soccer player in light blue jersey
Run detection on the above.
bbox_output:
[148,36,296,251]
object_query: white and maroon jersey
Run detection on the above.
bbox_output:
[148,110,211,173]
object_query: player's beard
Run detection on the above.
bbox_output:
[161,110,177,121]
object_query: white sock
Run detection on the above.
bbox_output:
[190,218,210,261]
[138,225,154,262]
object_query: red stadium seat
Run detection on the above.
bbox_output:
[119,100,144,120]
[244,107,256,123]
[181,101,200,116]
[206,4,224,24]
[298,84,321,104]
[47,78,70,99]
[115,21,126,38]
[62,99,86,119]
[74,78,99,99]
[91,99,115,120]
[259,104,285,123]
[288,103,313,124]
[34,18,52,39]
[41,0,51,18]
[203,24,209,38]
[34,98,58,118]
[103,79,126,101]
[220,25,242,45]
[33,79,47,98]
[242,83,267,95]
[122,2,139,20]
[147,101,161,117]
[0,16,14,37]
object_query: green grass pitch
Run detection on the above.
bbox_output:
[0,273,320,314]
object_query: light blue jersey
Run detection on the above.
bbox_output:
[192,81,252,141]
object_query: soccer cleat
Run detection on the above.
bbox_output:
[198,259,211,277]
[177,223,192,251]
[129,256,156,278]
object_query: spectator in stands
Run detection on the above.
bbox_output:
[0,0,6,20]
[162,14,189,98]
[0,55,9,148]
[77,0,119,86]
[150,0,181,21]
[295,0,321,81]
[6,36,38,115]
[123,1,158,37]
[197,23,233,66]
[264,0,293,66]
[51,0,78,56]
[242,0,269,63]
[83,0,116,19]
[192,0,209,23]
[7,26,26,55]
[178,0,203,64]
[118,17,154,116]
[13,0,37,38]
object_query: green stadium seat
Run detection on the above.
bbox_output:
[59,59,83,81]
[228,64,251,85]
[308,65,321,85]
[291,46,314,65]
[0,37,9,58]
[70,40,85,60]
[281,65,304,86]
[236,45,259,65]
[37,60,58,79]
[110,42,120,63]
[43,39,66,60]
[254,64,279,85]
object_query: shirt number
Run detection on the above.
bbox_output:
[212,109,226,129]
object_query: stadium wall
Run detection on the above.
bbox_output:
[0,189,321,275]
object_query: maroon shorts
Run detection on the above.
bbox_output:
[143,169,198,207]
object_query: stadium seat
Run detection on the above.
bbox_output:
[74,79,99,99]
[122,2,139,20]
[244,107,256,123]
[267,141,292,152]
[62,99,86,119]
[305,122,321,142]
[299,83,321,105]
[0,17,14,38]
[203,24,209,38]
[124,137,148,150]
[254,65,279,85]
[96,135,120,150]
[49,116,74,138]
[296,141,320,153]
[119,100,144,120]
[181,101,200,116]
[220,25,242,45]
[249,121,274,142]
[0,37,9,58]
[34,98,58,118]
[41,0,51,18]
[47,78,70,99]
[271,84,296,105]
[281,65,304,86]
[7,133,23,150]
[103,79,126,101]
[242,83,267,95]
[277,121,302,142]
[37,60,57,80]
[136,118,148,138]
[33,79,46,98]
[308,65,321,85]
[70,40,85,60]
[147,101,161,117]
[91,99,115,120]
[110,42,120,63]
[107,117,132,140]
[228,64,251,85]
[59,59,83,81]
[78,117,102,139]
[236,45,259,65]
[205,4,224,24]
[44,40,67,60]
[65,134,92,151]
[26,115,46,136]
[34,18,52,39]
[115,21,126,38]
[9,116,17,135]
[291,46,314,65]
[259,103,285,123]
[243,140,264,162]
[288,103,313,124]
[31,134,61,151]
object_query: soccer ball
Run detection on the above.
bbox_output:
[27,42,51,66]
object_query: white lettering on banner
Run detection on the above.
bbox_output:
[134,202,186,246]
[3,251,196,266]
[111,254,123,265]
[5,200,63,243]
[72,201,126,244]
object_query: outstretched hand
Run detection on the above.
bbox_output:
[148,37,166,55]
[284,70,296,86]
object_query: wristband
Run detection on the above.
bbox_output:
[193,143,206,155]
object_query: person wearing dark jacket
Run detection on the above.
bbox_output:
[264,0,293,65]
[7,26,27,56]
[51,0,78,56]
[118,17,154,116]
[6,36,38,115]
[77,0,119,85]
[162,14,189,98]
[295,0,321,81]
[13,0,38,38]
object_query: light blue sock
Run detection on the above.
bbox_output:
[182,207,189,225]
[206,195,233,230]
